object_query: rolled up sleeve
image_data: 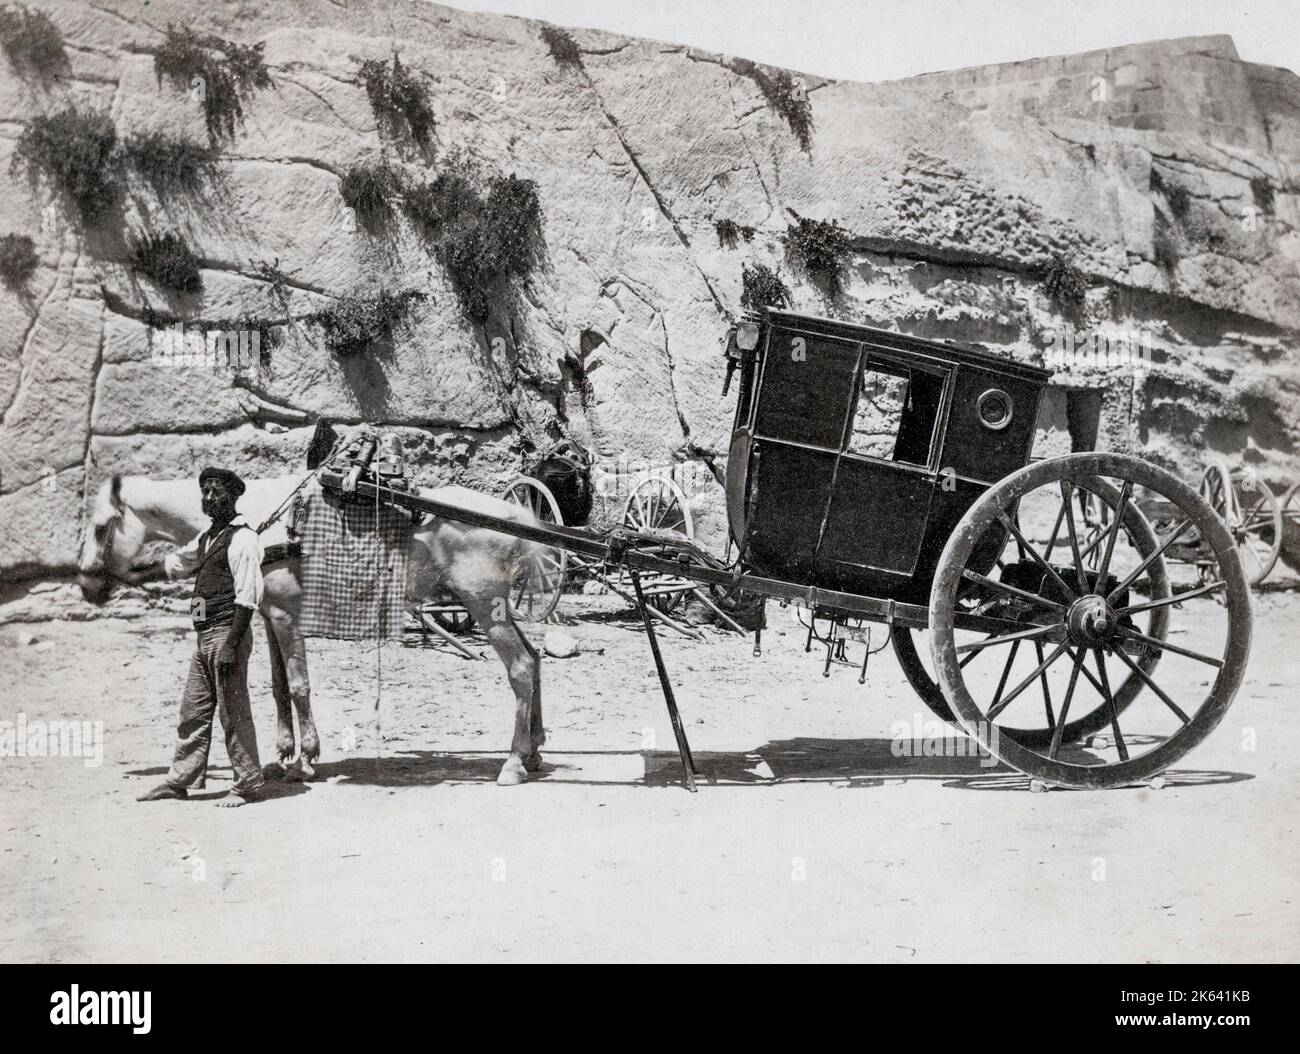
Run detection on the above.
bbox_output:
[227,528,264,609]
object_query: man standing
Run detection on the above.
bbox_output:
[135,467,266,807]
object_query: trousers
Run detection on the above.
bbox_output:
[165,619,263,796]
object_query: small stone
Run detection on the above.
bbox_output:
[1029,779,1049,793]
[1149,775,1167,790]
[544,630,580,658]
[33,640,56,653]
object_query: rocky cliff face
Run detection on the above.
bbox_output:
[1,0,1298,583]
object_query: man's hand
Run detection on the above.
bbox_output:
[217,607,254,675]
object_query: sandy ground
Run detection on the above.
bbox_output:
[2,584,1298,964]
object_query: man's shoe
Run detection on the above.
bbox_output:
[137,783,188,802]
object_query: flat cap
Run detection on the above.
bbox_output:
[198,466,246,497]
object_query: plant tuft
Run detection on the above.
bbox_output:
[1043,259,1087,309]
[359,54,435,152]
[540,24,582,70]
[730,59,813,151]
[715,218,755,249]
[154,25,271,145]
[0,3,68,78]
[313,288,425,356]
[740,262,790,310]
[1250,176,1275,215]
[11,107,120,222]
[340,162,404,231]
[783,212,851,297]
[120,130,220,198]
[130,231,203,293]
[0,232,39,288]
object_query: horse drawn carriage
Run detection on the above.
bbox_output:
[318,308,1253,792]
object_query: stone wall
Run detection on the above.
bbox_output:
[1,0,1297,584]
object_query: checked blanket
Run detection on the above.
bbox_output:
[298,481,414,640]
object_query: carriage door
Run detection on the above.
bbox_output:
[745,331,862,581]
[813,351,948,584]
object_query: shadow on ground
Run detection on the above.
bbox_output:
[297,737,1252,792]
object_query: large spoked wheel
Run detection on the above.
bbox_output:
[929,453,1252,790]
[621,475,695,614]
[894,475,1171,750]
[1200,460,1282,587]
[500,476,567,623]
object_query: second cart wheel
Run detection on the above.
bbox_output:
[1200,460,1282,587]
[500,476,567,623]
[622,475,695,614]
[930,453,1251,790]
[894,475,1170,750]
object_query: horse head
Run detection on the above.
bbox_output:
[78,475,146,603]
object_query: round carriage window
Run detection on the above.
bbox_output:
[977,388,1014,431]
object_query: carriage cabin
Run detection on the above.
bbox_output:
[722,309,1051,607]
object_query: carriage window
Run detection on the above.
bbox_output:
[845,362,944,466]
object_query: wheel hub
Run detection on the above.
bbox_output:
[1066,594,1117,646]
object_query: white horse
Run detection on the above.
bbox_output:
[77,474,549,785]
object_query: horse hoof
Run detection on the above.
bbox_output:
[523,752,543,773]
[497,759,528,786]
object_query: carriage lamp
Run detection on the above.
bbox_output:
[736,321,760,350]
[976,388,1014,431]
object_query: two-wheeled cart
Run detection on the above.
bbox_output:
[323,308,1253,792]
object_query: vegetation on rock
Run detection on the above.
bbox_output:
[359,54,436,153]
[0,3,68,78]
[154,25,271,145]
[11,107,120,222]
[540,24,582,69]
[130,231,204,293]
[0,233,39,288]
[312,289,426,356]
[715,218,756,249]
[729,59,813,150]
[1043,259,1088,310]
[405,156,542,324]
[783,212,851,297]
[740,262,790,310]
[340,162,404,231]
[1251,176,1275,215]
[120,130,221,198]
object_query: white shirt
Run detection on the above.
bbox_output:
[164,515,264,610]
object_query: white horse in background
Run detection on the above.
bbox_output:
[77,472,551,786]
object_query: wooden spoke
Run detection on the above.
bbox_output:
[1115,625,1224,669]
[961,569,1066,612]
[955,621,1060,654]
[998,512,1077,602]
[1116,579,1224,616]
[1107,516,1193,603]
[1033,640,1056,729]
[990,639,1021,713]
[1094,479,1132,585]
[1092,648,1129,762]
[989,641,1069,719]
[1109,644,1191,725]
[1060,480,1088,587]
[1048,651,1085,760]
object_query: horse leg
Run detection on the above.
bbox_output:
[522,631,545,772]
[262,612,297,767]
[265,604,320,780]
[463,595,539,786]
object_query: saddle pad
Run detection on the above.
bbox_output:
[298,482,413,640]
